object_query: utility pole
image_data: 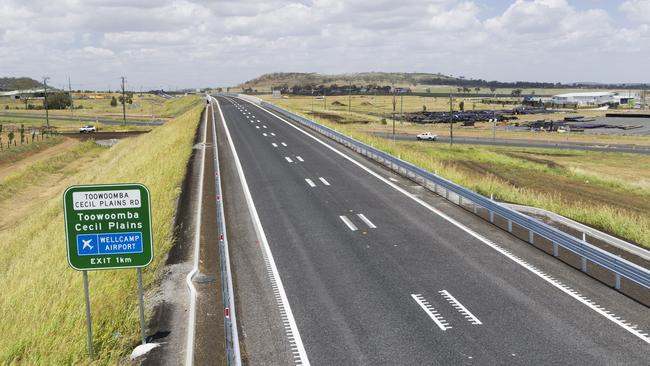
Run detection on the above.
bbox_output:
[43,76,50,129]
[68,77,74,120]
[311,87,314,113]
[120,76,127,125]
[348,81,352,113]
[449,93,454,147]
[400,94,403,116]
[392,85,396,142]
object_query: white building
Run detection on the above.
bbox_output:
[551,91,639,106]
[551,92,615,106]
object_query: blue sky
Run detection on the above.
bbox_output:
[1,0,649,90]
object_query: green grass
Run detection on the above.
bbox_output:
[0,101,204,364]
[280,105,650,249]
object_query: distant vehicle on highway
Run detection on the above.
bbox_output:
[416,132,437,141]
[79,125,96,133]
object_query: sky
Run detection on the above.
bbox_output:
[1,0,649,90]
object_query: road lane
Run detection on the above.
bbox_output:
[217,96,650,365]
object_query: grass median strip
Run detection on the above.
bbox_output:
[0,97,202,364]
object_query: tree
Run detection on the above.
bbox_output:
[474,87,481,94]
[44,92,72,109]
[110,96,118,107]
[490,86,497,95]
[8,131,14,146]
[20,124,25,144]
[511,89,523,97]
[459,101,465,111]
[118,92,133,105]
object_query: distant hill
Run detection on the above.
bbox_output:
[238,72,456,91]
[0,77,43,91]
[237,72,646,94]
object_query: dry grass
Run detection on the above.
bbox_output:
[0,97,203,364]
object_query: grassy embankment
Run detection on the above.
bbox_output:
[270,98,650,249]
[263,95,650,147]
[0,96,202,364]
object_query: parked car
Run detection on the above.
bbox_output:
[416,132,437,141]
[79,125,96,133]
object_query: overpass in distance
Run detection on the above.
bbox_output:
[201,95,649,365]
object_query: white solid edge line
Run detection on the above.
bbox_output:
[244,98,650,345]
[411,294,449,331]
[356,213,376,229]
[305,179,316,187]
[339,215,358,231]
[217,97,311,364]
[185,102,208,366]
[318,177,330,186]
[439,290,482,325]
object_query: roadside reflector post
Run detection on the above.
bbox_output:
[489,210,494,223]
[615,273,621,290]
[553,242,559,257]
[529,230,534,244]
[581,257,587,272]
[507,219,512,233]
[83,271,94,359]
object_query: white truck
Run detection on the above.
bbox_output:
[79,125,96,133]
[416,132,437,141]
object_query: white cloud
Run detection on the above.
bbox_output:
[0,0,647,89]
[620,0,650,23]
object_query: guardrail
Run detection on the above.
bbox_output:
[249,98,650,293]
[209,98,241,365]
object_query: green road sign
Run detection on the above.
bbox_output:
[64,183,153,270]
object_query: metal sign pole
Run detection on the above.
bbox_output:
[137,268,146,345]
[83,271,95,359]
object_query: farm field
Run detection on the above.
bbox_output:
[270,98,650,249]
[0,96,202,364]
[262,95,650,146]
[0,95,200,133]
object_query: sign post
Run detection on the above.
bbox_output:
[64,183,154,358]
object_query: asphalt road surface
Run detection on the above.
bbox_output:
[376,132,650,155]
[214,96,649,365]
[0,112,163,126]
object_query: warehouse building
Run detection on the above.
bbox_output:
[551,92,615,106]
[551,91,638,106]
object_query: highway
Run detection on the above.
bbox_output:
[376,132,650,155]
[0,112,163,126]
[213,96,649,365]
